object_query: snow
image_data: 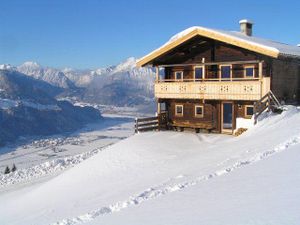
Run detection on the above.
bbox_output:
[21,61,40,68]
[0,64,15,70]
[0,115,134,186]
[239,19,253,24]
[96,144,300,225]
[139,26,300,63]
[0,98,18,109]
[0,106,300,225]
[234,116,254,131]
[0,98,61,110]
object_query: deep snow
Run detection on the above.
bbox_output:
[0,106,300,225]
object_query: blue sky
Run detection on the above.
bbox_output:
[0,0,299,69]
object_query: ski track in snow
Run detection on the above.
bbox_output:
[51,134,300,225]
[0,145,112,188]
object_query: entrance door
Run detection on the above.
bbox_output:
[222,102,233,133]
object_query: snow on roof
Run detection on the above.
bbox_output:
[137,26,300,67]
[220,29,300,58]
[239,19,253,24]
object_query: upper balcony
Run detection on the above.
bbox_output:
[154,60,270,101]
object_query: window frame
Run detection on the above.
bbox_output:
[219,64,232,80]
[194,105,204,118]
[245,105,254,118]
[174,71,183,81]
[244,65,255,78]
[175,104,184,117]
[193,66,205,81]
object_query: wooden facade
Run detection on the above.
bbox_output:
[137,24,300,134]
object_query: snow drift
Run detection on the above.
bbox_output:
[0,106,300,225]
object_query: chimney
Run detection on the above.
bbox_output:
[239,19,253,36]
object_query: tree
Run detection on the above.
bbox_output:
[11,164,17,172]
[4,166,10,174]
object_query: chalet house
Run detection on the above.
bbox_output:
[136,20,300,134]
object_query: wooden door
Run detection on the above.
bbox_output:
[221,102,234,134]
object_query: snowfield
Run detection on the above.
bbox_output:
[1,106,300,225]
[0,115,134,189]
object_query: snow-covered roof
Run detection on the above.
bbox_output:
[137,26,300,67]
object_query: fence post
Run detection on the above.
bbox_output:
[267,94,271,112]
[135,118,138,133]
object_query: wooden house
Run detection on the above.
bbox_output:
[136,20,300,134]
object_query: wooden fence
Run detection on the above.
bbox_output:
[135,112,167,133]
[254,90,282,124]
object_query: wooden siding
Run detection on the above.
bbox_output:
[271,58,300,103]
[236,101,255,118]
[166,64,262,80]
[166,100,218,130]
[161,99,256,133]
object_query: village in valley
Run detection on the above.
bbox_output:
[0,1,300,225]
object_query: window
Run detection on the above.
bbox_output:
[244,66,255,78]
[220,65,232,79]
[245,105,254,118]
[194,66,204,81]
[175,71,183,80]
[159,102,166,112]
[159,67,165,80]
[195,105,204,117]
[175,105,183,116]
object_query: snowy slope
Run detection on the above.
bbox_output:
[0,106,300,225]
[96,144,300,225]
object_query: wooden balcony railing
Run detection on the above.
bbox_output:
[155,77,270,101]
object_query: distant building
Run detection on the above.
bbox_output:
[137,20,300,134]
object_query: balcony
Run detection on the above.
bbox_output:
[155,78,270,101]
[154,60,270,101]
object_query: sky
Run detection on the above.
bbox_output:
[0,0,300,69]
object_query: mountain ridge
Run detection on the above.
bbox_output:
[0,70,101,146]
[0,57,156,108]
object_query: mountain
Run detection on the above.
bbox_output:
[4,58,156,109]
[79,57,155,107]
[17,62,76,89]
[0,70,101,146]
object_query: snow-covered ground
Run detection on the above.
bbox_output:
[0,114,134,189]
[0,106,300,225]
[0,98,61,110]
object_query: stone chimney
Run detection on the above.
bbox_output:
[239,19,253,36]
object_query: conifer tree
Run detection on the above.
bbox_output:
[11,164,17,172]
[4,166,10,174]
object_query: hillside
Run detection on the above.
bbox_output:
[0,70,101,146]
[0,106,299,225]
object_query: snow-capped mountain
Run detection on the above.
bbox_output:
[0,57,155,111]
[1,57,156,108]
[80,57,155,107]
[0,64,16,71]
[0,70,101,146]
[16,62,76,89]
